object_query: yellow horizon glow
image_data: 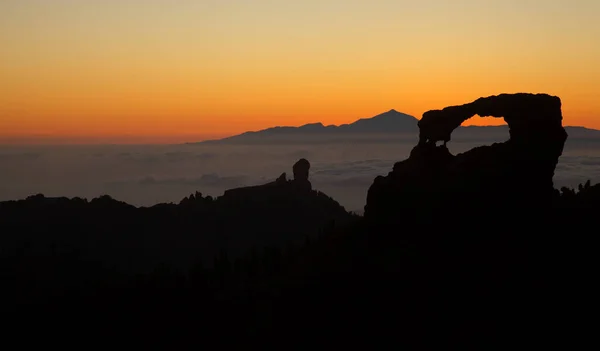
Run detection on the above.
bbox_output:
[1,0,599,144]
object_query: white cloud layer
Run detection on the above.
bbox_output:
[1,138,599,212]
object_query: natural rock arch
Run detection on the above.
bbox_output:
[417,93,567,150]
[364,93,569,220]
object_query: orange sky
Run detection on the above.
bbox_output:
[1,0,599,144]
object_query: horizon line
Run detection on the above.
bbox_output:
[1,124,595,147]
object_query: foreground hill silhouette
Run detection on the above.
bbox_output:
[0,159,352,276]
[2,93,599,347]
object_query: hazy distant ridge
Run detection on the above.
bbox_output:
[192,109,600,144]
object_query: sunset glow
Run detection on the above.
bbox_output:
[2,0,599,144]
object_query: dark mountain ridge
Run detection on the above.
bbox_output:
[192,109,600,144]
[193,109,419,144]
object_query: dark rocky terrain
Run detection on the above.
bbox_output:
[2,93,599,348]
[366,93,568,218]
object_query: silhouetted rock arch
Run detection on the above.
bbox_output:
[418,93,566,150]
[365,93,569,220]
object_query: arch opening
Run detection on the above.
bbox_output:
[448,114,509,155]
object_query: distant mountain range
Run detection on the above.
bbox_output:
[191,109,600,144]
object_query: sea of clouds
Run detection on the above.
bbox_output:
[1,138,600,213]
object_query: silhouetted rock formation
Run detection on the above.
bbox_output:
[217,159,344,255]
[292,158,312,191]
[293,158,310,181]
[223,158,313,198]
[276,172,287,183]
[418,93,565,146]
[365,93,568,219]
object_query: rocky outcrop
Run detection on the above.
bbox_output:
[276,172,287,184]
[418,93,566,147]
[365,93,568,220]
[293,159,310,181]
[292,158,312,191]
[223,158,313,199]
[213,158,348,255]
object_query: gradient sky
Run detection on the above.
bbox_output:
[1,0,599,144]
